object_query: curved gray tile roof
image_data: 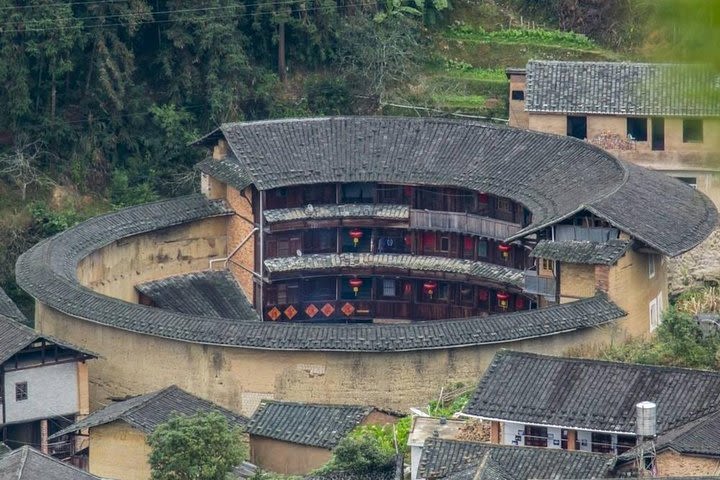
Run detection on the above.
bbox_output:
[16,195,626,351]
[0,287,25,323]
[264,253,524,287]
[264,204,409,223]
[0,446,103,480]
[525,61,720,116]
[194,117,715,257]
[531,239,631,265]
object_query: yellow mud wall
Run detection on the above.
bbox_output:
[249,435,332,475]
[89,421,152,480]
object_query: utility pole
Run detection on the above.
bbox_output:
[278,20,287,83]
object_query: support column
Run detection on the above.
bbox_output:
[40,419,49,454]
[490,421,501,444]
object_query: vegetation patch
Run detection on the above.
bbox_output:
[446,24,599,50]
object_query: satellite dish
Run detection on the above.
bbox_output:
[296,249,303,257]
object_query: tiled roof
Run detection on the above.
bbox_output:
[0,288,25,322]
[264,204,409,224]
[463,351,720,434]
[196,156,253,192]
[136,270,259,320]
[246,401,372,448]
[0,314,95,365]
[49,385,247,439]
[417,438,614,480]
[530,239,631,265]
[264,253,524,288]
[0,446,103,479]
[525,61,720,116]
[192,117,715,257]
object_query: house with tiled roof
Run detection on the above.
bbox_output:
[0,445,107,479]
[15,117,716,416]
[0,288,95,462]
[460,350,720,475]
[48,385,247,480]
[417,437,615,479]
[246,400,397,475]
[507,60,720,205]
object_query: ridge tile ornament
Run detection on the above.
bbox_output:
[321,303,335,317]
[284,305,298,320]
[305,303,319,318]
[267,307,281,321]
[341,303,355,316]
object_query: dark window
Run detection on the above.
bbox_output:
[341,227,372,253]
[591,432,614,453]
[683,118,703,143]
[382,279,397,298]
[341,183,375,203]
[304,184,336,205]
[511,90,525,101]
[627,117,648,141]
[340,277,371,299]
[15,382,27,401]
[439,236,450,252]
[616,435,636,455]
[304,229,336,254]
[303,278,336,301]
[676,176,698,188]
[524,425,548,447]
[478,239,488,258]
[567,116,587,139]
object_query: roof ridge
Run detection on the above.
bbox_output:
[16,446,29,480]
[259,399,374,410]
[425,437,614,457]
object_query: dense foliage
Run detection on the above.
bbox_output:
[147,411,247,480]
[314,432,396,475]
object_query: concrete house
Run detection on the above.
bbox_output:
[49,385,247,480]
[507,61,720,205]
[246,400,396,475]
[0,445,106,479]
[417,437,615,480]
[0,288,95,460]
[15,117,716,415]
[461,350,720,474]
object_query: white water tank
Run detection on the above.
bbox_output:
[636,401,657,437]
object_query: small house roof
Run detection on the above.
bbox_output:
[49,385,247,439]
[246,400,373,449]
[530,239,631,265]
[0,288,26,323]
[525,61,720,116]
[407,417,466,447]
[418,438,614,480]
[136,270,259,320]
[463,350,720,434]
[0,446,104,479]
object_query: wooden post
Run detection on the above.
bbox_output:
[278,21,286,83]
[490,421,501,444]
[40,419,49,454]
[567,430,577,451]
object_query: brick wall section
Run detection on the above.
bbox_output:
[559,263,596,301]
[226,185,256,303]
[595,265,610,292]
[655,450,720,477]
[508,74,529,129]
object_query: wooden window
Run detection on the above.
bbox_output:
[591,432,614,453]
[15,382,27,401]
[511,90,525,101]
[496,198,511,211]
[649,298,659,331]
[477,239,488,258]
[439,236,450,252]
[382,279,397,297]
[437,283,450,301]
[683,118,703,143]
[304,278,336,301]
[277,283,299,305]
[524,425,548,447]
[539,258,554,277]
[676,176,698,189]
[627,118,648,141]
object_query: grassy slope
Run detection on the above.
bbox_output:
[386,0,623,119]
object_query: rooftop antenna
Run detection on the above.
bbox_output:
[635,401,657,477]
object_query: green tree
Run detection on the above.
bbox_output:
[147,411,247,480]
[314,431,395,475]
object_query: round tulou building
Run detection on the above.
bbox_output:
[17,117,717,416]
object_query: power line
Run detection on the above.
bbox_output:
[0,0,130,12]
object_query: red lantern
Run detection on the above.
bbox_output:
[478,193,489,204]
[497,291,510,309]
[349,228,363,247]
[478,289,489,302]
[515,296,525,310]
[423,280,438,297]
[403,282,413,296]
[349,278,363,296]
[498,243,512,259]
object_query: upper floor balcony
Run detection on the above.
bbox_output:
[410,209,522,241]
[523,270,556,299]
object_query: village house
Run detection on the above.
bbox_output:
[460,350,720,477]
[15,117,716,414]
[246,400,397,475]
[0,445,106,479]
[416,437,615,479]
[48,385,247,480]
[507,60,720,205]
[0,288,95,463]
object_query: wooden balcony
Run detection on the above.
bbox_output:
[523,270,556,298]
[410,209,521,240]
[555,225,619,242]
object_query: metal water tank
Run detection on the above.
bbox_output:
[636,401,657,437]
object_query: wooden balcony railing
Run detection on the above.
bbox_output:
[555,225,619,242]
[410,209,521,240]
[523,270,556,298]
